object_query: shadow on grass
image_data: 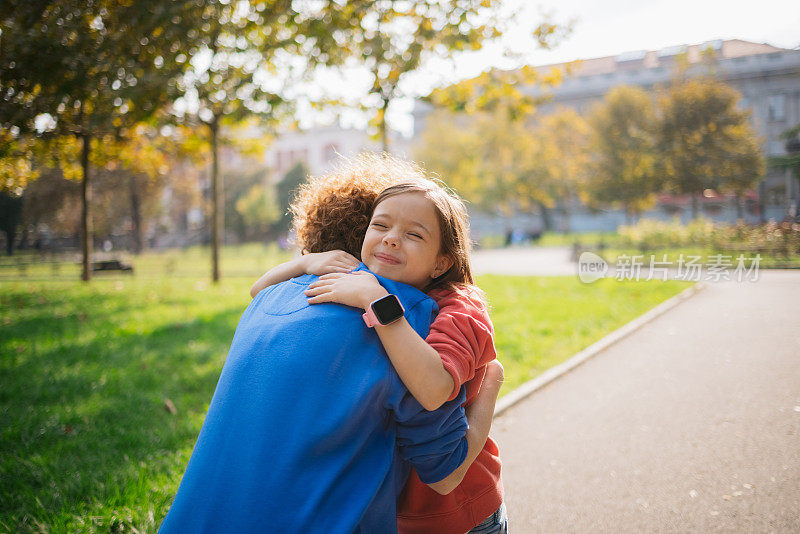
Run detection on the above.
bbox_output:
[1,302,245,531]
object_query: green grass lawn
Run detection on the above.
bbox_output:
[482,275,691,395]
[0,242,293,281]
[1,270,690,532]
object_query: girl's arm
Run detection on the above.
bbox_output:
[305,272,456,411]
[426,359,504,495]
[249,250,359,298]
[372,315,454,411]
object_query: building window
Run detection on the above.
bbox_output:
[768,94,786,121]
[768,140,785,155]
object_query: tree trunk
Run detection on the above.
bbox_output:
[690,192,700,220]
[210,120,222,283]
[129,174,143,254]
[380,97,390,153]
[0,191,23,255]
[537,201,553,231]
[80,133,92,282]
[558,198,571,233]
[3,228,13,255]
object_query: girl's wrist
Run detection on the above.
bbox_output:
[297,254,312,275]
[360,286,389,310]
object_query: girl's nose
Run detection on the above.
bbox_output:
[382,232,399,247]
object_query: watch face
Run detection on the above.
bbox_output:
[373,295,404,325]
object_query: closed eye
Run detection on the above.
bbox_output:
[408,232,423,239]
[371,222,388,229]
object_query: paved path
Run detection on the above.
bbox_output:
[491,270,800,532]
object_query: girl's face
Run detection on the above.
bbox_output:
[361,192,453,291]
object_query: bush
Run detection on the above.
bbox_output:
[618,218,800,258]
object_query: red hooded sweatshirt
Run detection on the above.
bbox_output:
[397,288,503,534]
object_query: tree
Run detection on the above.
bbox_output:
[416,108,518,209]
[95,122,184,253]
[235,182,280,240]
[276,162,309,232]
[412,13,573,226]
[585,86,660,223]
[0,190,23,255]
[173,1,368,282]
[657,78,764,219]
[0,130,39,194]
[222,165,270,241]
[354,0,512,152]
[415,107,556,229]
[529,108,590,231]
[1,0,197,279]
[415,104,590,232]
[427,62,573,123]
[18,167,82,248]
[769,123,800,218]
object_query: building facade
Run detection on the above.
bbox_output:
[264,125,401,179]
[413,39,800,229]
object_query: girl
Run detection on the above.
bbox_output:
[252,154,506,533]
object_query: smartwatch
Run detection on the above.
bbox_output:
[362,294,405,327]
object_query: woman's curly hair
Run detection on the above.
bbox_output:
[290,153,428,258]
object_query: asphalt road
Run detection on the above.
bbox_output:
[490,270,800,533]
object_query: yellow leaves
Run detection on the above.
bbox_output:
[658,77,764,194]
[0,157,39,193]
[431,54,570,122]
[540,67,563,87]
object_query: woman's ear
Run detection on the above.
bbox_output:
[432,254,455,279]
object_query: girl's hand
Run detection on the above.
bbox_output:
[305,271,388,310]
[482,359,505,392]
[301,250,359,277]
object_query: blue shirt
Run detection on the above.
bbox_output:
[159,265,468,533]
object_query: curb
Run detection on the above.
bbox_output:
[493,282,706,417]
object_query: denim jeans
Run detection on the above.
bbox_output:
[467,502,508,534]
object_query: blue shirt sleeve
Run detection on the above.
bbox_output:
[391,386,469,484]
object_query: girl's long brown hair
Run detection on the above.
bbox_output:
[373,181,477,294]
[290,152,481,298]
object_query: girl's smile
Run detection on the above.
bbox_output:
[361,192,452,290]
[374,252,401,265]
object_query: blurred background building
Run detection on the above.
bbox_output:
[412,39,800,233]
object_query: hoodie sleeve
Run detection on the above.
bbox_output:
[427,289,497,401]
